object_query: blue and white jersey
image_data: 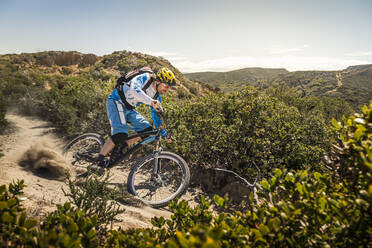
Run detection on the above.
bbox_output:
[108,72,157,106]
[108,72,163,129]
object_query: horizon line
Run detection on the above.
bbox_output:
[1,49,371,74]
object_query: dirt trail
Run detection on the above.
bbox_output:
[0,111,176,228]
[326,72,343,94]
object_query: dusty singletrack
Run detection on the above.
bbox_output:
[326,72,343,94]
[0,111,179,228]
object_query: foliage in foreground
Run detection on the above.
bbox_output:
[1,103,371,247]
[109,168,371,247]
[0,180,99,247]
[63,173,125,228]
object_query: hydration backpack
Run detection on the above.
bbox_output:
[116,66,154,89]
[116,66,158,110]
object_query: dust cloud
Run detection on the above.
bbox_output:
[18,140,70,180]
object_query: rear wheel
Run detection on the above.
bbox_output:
[63,133,104,175]
[127,151,190,208]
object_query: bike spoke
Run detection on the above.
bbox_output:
[131,155,187,206]
[64,135,103,175]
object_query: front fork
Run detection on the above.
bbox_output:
[151,138,169,188]
[153,139,162,174]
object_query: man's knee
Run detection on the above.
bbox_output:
[111,132,128,147]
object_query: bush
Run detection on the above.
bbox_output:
[0,180,38,247]
[63,173,125,228]
[331,101,372,191]
[266,85,354,120]
[107,161,371,247]
[1,180,100,247]
[0,91,7,133]
[164,87,333,177]
[43,74,112,137]
[37,202,100,247]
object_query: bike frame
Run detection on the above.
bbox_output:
[107,129,162,169]
[106,110,168,177]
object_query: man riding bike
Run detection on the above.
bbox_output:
[91,67,176,171]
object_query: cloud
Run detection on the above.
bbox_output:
[268,45,310,55]
[171,56,370,73]
[167,56,187,61]
[136,50,178,57]
[135,49,187,62]
[345,51,372,57]
[131,48,370,73]
[270,48,303,54]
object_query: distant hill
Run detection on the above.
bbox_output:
[186,65,372,108]
[273,64,372,107]
[0,51,213,136]
[0,50,210,100]
[185,67,288,92]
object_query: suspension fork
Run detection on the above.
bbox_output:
[153,139,162,174]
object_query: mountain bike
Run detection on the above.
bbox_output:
[63,111,190,208]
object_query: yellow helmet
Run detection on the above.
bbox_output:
[157,67,176,87]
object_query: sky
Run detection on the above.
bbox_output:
[1,0,372,72]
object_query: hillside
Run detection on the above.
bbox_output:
[0,50,209,100]
[186,65,372,108]
[273,64,372,107]
[0,51,212,136]
[185,67,288,92]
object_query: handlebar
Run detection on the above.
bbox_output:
[155,108,171,139]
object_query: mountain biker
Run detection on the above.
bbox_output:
[92,67,176,170]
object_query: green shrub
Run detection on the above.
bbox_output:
[0,90,7,133]
[0,59,29,98]
[106,159,371,247]
[265,85,354,120]
[150,167,369,247]
[63,173,125,228]
[43,74,112,137]
[1,180,100,247]
[38,202,99,247]
[0,180,38,247]
[164,87,333,177]
[331,101,372,192]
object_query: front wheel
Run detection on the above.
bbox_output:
[127,151,190,208]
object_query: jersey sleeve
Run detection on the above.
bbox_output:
[151,94,162,129]
[129,73,154,105]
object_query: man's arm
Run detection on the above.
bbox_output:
[151,95,170,141]
[151,94,162,129]
[129,73,154,105]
